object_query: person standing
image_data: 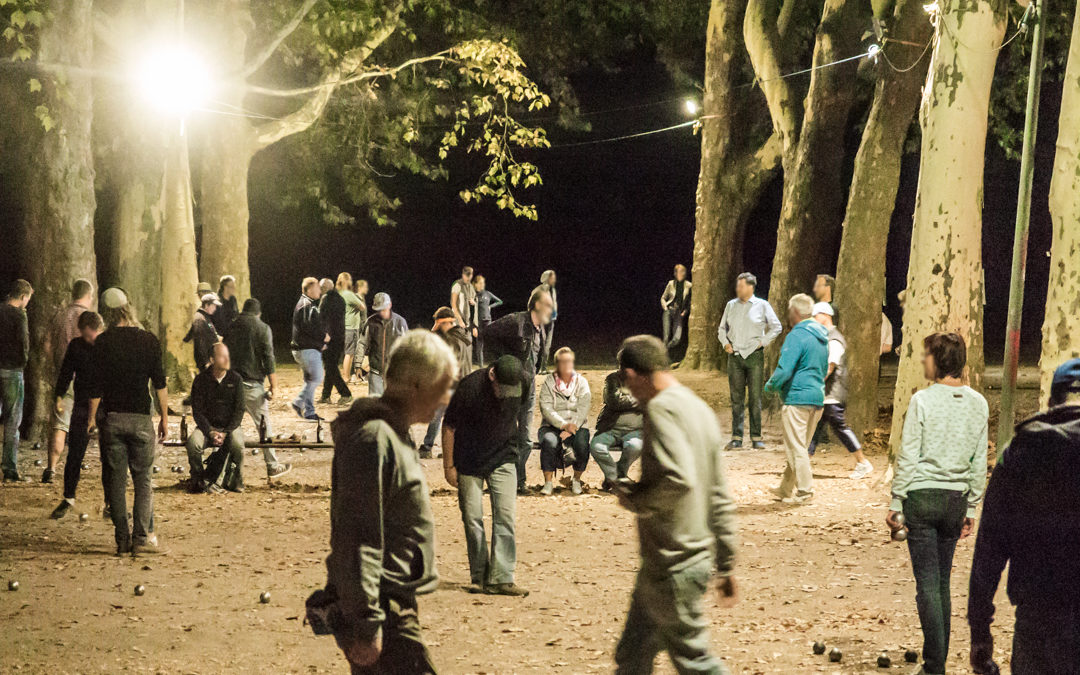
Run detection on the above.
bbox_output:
[319,277,352,406]
[537,347,591,496]
[223,298,291,479]
[442,355,530,597]
[590,369,644,491]
[763,294,828,504]
[86,288,168,556]
[886,332,987,675]
[211,274,239,335]
[717,272,782,450]
[48,310,103,519]
[323,330,456,673]
[660,264,692,354]
[613,335,738,674]
[538,270,558,372]
[290,277,327,420]
[812,274,836,309]
[358,293,408,397]
[471,274,502,367]
[349,279,370,382]
[967,358,1080,675]
[483,286,553,493]
[42,278,94,484]
[0,279,33,482]
[419,307,472,459]
[340,273,365,384]
[185,343,246,493]
[807,303,874,479]
[184,293,221,372]
[451,266,477,334]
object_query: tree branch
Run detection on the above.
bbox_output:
[252,4,404,151]
[744,0,801,156]
[241,0,320,79]
[247,51,452,97]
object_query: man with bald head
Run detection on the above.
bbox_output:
[186,343,246,494]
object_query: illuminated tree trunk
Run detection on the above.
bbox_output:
[683,0,782,370]
[160,135,200,392]
[20,0,98,442]
[888,0,1005,460]
[764,0,867,367]
[834,0,932,438]
[1039,7,1080,402]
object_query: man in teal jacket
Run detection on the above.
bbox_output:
[764,293,828,504]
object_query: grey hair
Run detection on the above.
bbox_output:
[319,278,333,293]
[385,330,458,390]
[540,269,555,284]
[788,293,814,319]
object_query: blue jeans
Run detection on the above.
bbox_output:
[727,349,763,441]
[422,405,446,448]
[368,371,386,397]
[291,349,323,417]
[538,425,590,472]
[0,369,24,477]
[615,560,729,674]
[590,430,644,483]
[516,377,537,489]
[457,463,517,586]
[101,412,156,549]
[904,488,967,675]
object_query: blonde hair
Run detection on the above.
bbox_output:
[301,277,319,293]
[386,330,458,390]
[554,346,574,363]
[336,272,353,290]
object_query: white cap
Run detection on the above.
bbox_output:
[201,293,222,306]
[812,302,834,317]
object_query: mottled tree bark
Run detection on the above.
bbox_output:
[834,0,932,438]
[21,0,98,442]
[684,0,783,370]
[764,0,867,367]
[159,136,200,393]
[888,0,1005,460]
[1040,6,1080,402]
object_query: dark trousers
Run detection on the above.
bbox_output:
[473,319,491,366]
[538,425,590,472]
[516,378,536,489]
[662,308,685,350]
[808,403,861,456]
[101,412,156,549]
[1011,603,1080,674]
[727,349,764,441]
[904,488,967,675]
[322,343,351,399]
[338,595,437,675]
[62,406,92,500]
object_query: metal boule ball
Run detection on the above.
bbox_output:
[259,591,271,604]
[8,580,18,591]
[81,463,89,470]
[904,649,919,663]
[252,448,259,456]
[877,652,891,668]
[829,647,843,663]
[34,459,43,467]
[894,513,905,527]
[134,584,146,596]
[152,466,160,473]
[33,442,41,450]
[812,641,826,655]
[79,513,89,522]
[892,528,908,542]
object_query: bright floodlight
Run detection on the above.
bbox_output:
[684,99,700,116]
[135,46,210,115]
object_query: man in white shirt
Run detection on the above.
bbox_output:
[717,272,782,449]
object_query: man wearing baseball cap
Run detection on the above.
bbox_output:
[357,292,408,396]
[968,358,1080,675]
[441,355,529,597]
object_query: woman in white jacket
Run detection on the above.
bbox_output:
[538,347,591,495]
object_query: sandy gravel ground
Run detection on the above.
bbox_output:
[0,365,1037,674]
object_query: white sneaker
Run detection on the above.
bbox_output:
[781,493,813,505]
[540,481,554,496]
[849,460,873,480]
[571,479,582,495]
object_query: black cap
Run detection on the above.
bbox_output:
[492,356,523,398]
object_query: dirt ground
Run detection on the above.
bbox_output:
[0,364,1041,674]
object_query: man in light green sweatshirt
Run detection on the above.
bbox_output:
[614,335,738,675]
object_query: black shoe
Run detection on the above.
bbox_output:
[3,472,29,483]
[418,445,433,459]
[517,485,530,496]
[600,479,616,493]
[116,541,132,556]
[41,468,54,483]
[318,396,332,405]
[725,440,743,450]
[50,500,72,519]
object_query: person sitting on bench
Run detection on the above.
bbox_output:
[186,343,245,494]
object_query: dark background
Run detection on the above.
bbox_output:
[0,51,1057,367]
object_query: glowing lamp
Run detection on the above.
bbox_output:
[135,46,210,116]
[684,99,700,116]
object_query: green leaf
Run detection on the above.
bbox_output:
[28,78,40,92]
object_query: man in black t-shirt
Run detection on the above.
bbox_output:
[441,355,529,597]
[87,288,168,557]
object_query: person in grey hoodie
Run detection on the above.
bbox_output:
[322,330,457,674]
[537,347,591,496]
[614,335,738,675]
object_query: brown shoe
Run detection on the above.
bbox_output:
[485,583,529,597]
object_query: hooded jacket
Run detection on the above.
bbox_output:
[764,319,828,407]
[326,398,437,643]
[539,371,591,430]
[595,371,643,435]
[359,312,409,375]
[436,324,472,381]
[968,404,1080,642]
[290,295,324,351]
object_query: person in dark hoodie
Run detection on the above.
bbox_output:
[291,277,327,420]
[419,307,472,459]
[358,292,409,397]
[184,293,221,372]
[967,358,1080,675]
[764,293,828,505]
[589,369,644,491]
[319,277,353,406]
[211,275,239,334]
[323,330,457,674]
[185,343,246,493]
